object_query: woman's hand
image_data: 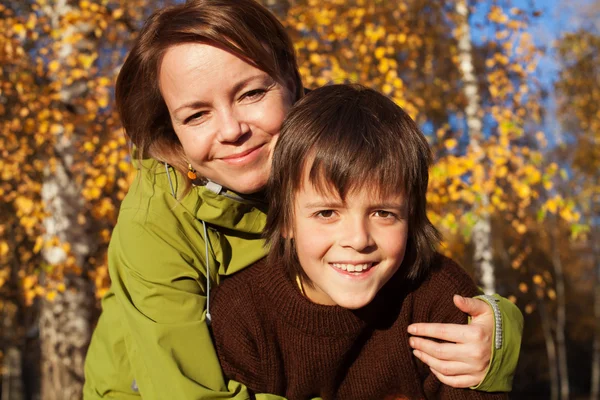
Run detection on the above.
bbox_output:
[407,295,493,388]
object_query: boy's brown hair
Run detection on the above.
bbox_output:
[115,0,303,180]
[265,84,440,285]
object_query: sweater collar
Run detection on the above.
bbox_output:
[256,259,404,337]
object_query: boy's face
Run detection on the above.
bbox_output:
[290,176,409,310]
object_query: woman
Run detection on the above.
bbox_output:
[83,1,523,399]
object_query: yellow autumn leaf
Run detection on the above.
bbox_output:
[33,236,44,254]
[496,165,508,178]
[0,241,8,257]
[48,60,60,73]
[15,196,34,215]
[84,142,95,152]
[23,275,36,290]
[98,93,109,108]
[79,54,97,69]
[518,282,528,293]
[444,138,458,150]
[545,198,558,213]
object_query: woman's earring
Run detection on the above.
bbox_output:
[187,163,198,180]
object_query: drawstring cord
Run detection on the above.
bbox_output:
[164,162,212,325]
[202,220,212,325]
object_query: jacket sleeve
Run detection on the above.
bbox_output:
[470,294,524,392]
[107,213,285,400]
[415,260,508,400]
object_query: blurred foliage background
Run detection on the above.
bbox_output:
[0,0,598,398]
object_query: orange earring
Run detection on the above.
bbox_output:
[187,163,197,180]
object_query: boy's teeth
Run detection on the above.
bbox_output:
[332,263,372,272]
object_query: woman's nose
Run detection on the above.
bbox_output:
[217,108,250,143]
[219,109,250,143]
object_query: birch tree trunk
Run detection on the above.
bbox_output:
[262,0,291,18]
[38,1,95,398]
[550,231,569,399]
[538,293,559,400]
[591,198,600,400]
[454,0,495,294]
[2,302,24,400]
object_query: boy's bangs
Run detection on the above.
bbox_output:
[301,129,409,203]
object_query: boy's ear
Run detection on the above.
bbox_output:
[282,223,293,239]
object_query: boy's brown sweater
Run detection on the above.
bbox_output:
[211,254,507,400]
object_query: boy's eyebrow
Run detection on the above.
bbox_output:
[371,202,407,211]
[302,200,345,209]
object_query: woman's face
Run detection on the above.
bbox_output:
[159,43,294,194]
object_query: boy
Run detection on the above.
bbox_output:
[210,84,508,400]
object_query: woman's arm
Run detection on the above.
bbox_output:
[104,216,252,400]
[408,294,524,391]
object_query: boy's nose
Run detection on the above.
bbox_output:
[339,218,374,251]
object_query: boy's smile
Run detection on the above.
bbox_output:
[291,176,409,310]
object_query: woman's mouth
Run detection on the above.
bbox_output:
[220,145,264,165]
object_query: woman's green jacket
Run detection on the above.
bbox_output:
[83,159,523,400]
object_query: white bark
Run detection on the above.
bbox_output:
[39,1,95,398]
[551,234,569,399]
[591,201,600,400]
[455,0,495,294]
[2,304,24,400]
[539,294,560,400]
[262,0,291,17]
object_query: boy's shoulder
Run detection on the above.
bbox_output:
[407,253,479,319]
[427,253,476,287]
[212,259,269,314]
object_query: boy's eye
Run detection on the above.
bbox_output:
[315,210,336,219]
[374,210,396,219]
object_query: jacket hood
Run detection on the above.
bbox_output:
[133,158,267,236]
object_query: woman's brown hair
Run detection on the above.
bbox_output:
[116,0,303,181]
[265,84,441,285]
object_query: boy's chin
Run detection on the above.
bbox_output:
[333,294,376,310]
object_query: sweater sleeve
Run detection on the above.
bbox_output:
[415,257,509,399]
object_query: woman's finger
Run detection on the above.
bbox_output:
[429,367,482,389]
[407,321,488,344]
[409,336,490,368]
[409,337,474,363]
[412,349,481,377]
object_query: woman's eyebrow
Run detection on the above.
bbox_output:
[173,100,211,116]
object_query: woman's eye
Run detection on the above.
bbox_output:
[184,111,207,124]
[315,210,335,219]
[241,88,266,101]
